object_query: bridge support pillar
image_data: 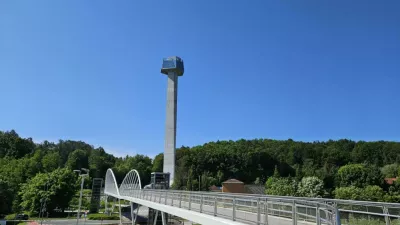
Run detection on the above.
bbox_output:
[119,198,122,225]
[161,212,167,225]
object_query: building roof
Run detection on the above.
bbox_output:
[384,177,398,185]
[222,179,244,184]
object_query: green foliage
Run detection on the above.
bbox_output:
[335,185,385,202]
[0,178,12,214]
[265,177,297,196]
[273,165,280,178]
[297,176,325,198]
[152,154,163,172]
[42,151,61,172]
[0,130,35,158]
[334,186,363,200]
[87,213,119,220]
[5,213,16,220]
[69,189,92,210]
[19,168,79,213]
[381,163,399,178]
[65,149,89,170]
[112,154,152,187]
[5,129,400,216]
[337,164,382,188]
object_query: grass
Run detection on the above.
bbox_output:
[87,213,120,220]
[341,218,400,225]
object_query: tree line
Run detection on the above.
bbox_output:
[2,130,400,216]
[156,138,400,202]
[0,130,152,215]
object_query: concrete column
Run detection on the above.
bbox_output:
[163,71,178,185]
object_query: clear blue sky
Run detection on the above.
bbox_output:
[1,1,399,157]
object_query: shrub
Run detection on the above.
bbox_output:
[87,213,119,220]
[297,176,325,198]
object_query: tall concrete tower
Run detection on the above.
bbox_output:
[161,56,184,185]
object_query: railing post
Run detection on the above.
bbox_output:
[292,200,296,225]
[233,197,236,221]
[165,191,168,205]
[200,194,203,213]
[383,206,389,225]
[189,193,192,210]
[316,203,321,225]
[335,203,341,225]
[257,198,261,225]
[214,196,217,216]
[265,199,269,225]
[179,193,182,208]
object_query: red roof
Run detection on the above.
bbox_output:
[222,179,244,184]
[384,178,398,185]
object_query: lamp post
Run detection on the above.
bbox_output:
[74,168,89,225]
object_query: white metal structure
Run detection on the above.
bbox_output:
[105,168,340,225]
[74,168,89,225]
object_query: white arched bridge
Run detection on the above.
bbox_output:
[104,169,400,225]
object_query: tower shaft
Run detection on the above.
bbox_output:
[163,71,178,184]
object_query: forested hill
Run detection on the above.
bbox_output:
[155,138,400,189]
[2,129,400,215]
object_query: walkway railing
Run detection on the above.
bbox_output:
[105,169,400,225]
[114,188,338,225]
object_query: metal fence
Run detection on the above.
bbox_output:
[118,189,338,225]
[105,169,400,225]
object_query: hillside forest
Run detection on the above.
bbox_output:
[2,130,400,216]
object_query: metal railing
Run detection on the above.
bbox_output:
[105,169,400,225]
[115,189,338,225]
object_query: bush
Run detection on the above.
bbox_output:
[265,177,297,196]
[5,213,16,220]
[297,176,325,198]
[87,213,119,220]
[337,164,382,188]
[335,185,385,202]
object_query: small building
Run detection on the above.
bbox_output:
[222,179,245,193]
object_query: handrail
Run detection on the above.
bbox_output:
[105,188,338,225]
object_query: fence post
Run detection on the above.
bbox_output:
[292,200,296,225]
[316,203,321,225]
[233,197,236,221]
[165,191,168,205]
[200,194,203,213]
[265,199,269,225]
[383,206,389,225]
[257,198,261,225]
[335,203,341,225]
[189,193,192,210]
[179,193,182,208]
[214,196,217,216]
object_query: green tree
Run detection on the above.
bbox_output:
[0,130,35,158]
[19,168,79,213]
[273,165,280,178]
[334,186,362,200]
[65,149,89,170]
[336,164,382,188]
[88,147,114,178]
[186,169,193,191]
[152,154,163,172]
[381,164,399,178]
[334,185,385,202]
[0,178,12,214]
[297,176,325,198]
[42,151,61,172]
[265,177,297,196]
